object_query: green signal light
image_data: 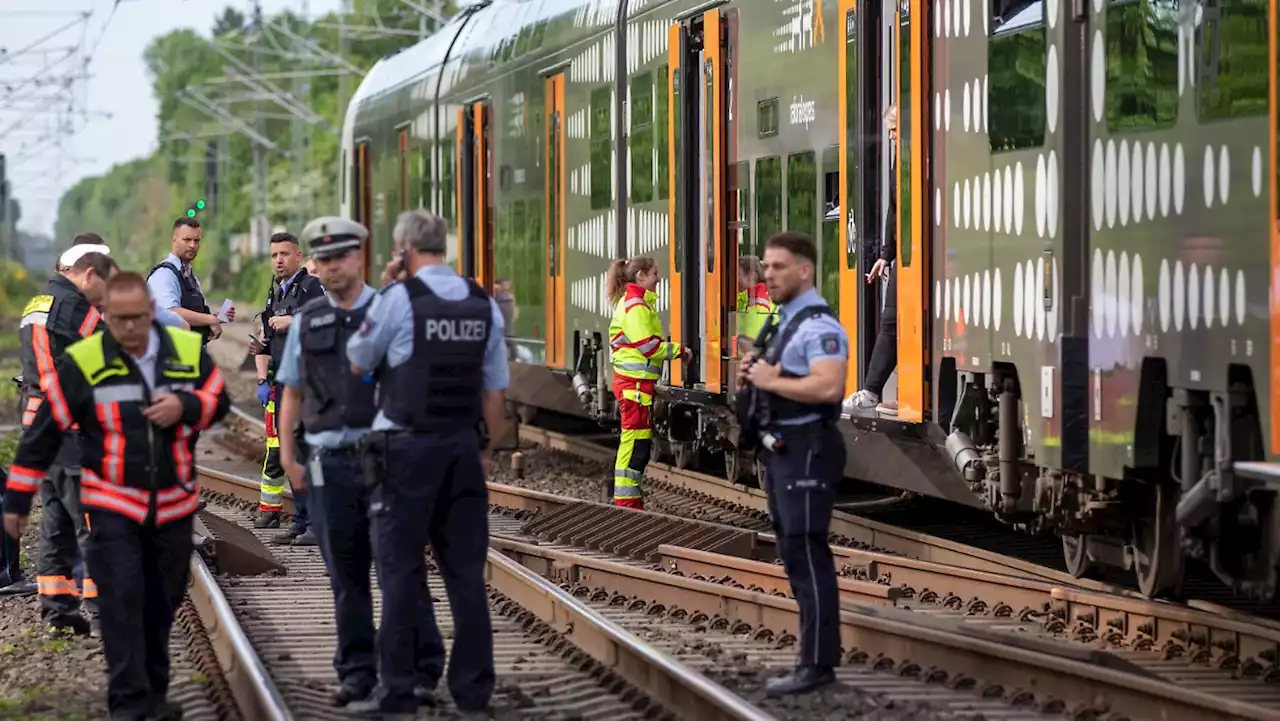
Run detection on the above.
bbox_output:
[195,200,206,210]
[186,209,196,218]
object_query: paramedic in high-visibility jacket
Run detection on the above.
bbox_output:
[605,256,691,509]
[736,254,775,356]
[3,271,231,721]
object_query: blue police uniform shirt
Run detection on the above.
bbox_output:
[147,253,204,312]
[154,303,185,329]
[772,286,849,426]
[277,283,377,449]
[346,263,509,432]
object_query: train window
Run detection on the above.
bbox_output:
[786,151,817,242]
[589,86,613,210]
[758,98,779,138]
[1107,0,1179,130]
[419,147,432,212]
[987,0,1046,152]
[630,72,655,203]
[656,65,671,201]
[441,139,456,225]
[821,147,840,309]
[1197,0,1268,119]
[755,156,782,254]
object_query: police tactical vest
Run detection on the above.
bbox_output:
[265,271,320,367]
[761,305,842,425]
[148,261,211,343]
[297,296,377,434]
[380,277,491,433]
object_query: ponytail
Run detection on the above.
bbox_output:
[606,259,629,304]
[606,256,658,304]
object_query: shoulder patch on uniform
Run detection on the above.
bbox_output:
[23,295,53,316]
[819,334,841,355]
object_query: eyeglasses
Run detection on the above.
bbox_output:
[108,313,152,325]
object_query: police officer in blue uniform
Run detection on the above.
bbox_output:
[741,231,848,696]
[274,216,445,709]
[346,209,507,718]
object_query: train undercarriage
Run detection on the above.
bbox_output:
[511,341,1280,602]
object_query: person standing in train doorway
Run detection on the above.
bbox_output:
[736,255,776,356]
[844,104,900,417]
[605,257,692,509]
[741,231,848,695]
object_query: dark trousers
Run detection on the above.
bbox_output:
[38,465,97,623]
[865,269,897,397]
[369,431,493,713]
[763,425,845,668]
[307,448,443,692]
[86,509,194,719]
[0,489,22,586]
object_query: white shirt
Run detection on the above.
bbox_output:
[126,329,161,393]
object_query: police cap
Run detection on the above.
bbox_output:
[301,216,368,260]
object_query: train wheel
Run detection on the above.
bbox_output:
[1133,483,1185,598]
[672,442,697,470]
[724,450,743,484]
[1061,534,1100,579]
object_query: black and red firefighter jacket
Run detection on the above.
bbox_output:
[5,323,230,525]
[19,276,104,460]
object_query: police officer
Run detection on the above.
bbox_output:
[741,231,848,696]
[251,232,326,540]
[346,209,506,718]
[147,217,232,344]
[274,217,444,708]
[18,248,119,635]
[5,271,231,720]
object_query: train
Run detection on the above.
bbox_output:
[338,0,1280,600]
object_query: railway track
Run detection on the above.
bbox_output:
[199,406,1280,720]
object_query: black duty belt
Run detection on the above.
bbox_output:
[766,418,838,437]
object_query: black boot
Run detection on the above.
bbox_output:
[254,511,281,529]
[764,665,836,696]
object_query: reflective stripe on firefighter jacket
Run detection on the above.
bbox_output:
[4,324,230,524]
[735,282,775,353]
[608,283,678,381]
[19,276,103,464]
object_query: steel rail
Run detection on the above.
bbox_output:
[186,553,292,720]
[492,535,1280,721]
[196,463,774,721]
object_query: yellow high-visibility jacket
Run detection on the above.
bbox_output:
[608,283,679,380]
[736,281,775,352]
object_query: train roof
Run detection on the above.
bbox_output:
[348,0,637,119]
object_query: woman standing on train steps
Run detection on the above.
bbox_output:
[605,257,691,509]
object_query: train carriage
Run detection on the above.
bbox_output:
[340,0,1280,599]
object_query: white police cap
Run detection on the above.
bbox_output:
[301,216,368,259]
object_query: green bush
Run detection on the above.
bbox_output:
[0,260,40,318]
[0,429,21,468]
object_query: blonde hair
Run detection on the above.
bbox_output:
[738,255,764,285]
[606,256,657,304]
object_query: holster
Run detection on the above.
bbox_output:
[358,432,388,489]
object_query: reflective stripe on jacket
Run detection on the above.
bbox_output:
[4,325,230,524]
[608,283,678,381]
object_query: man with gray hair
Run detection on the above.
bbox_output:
[346,209,506,718]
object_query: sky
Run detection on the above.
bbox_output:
[0,0,343,236]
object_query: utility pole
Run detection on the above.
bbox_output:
[251,0,268,255]
[338,0,352,124]
[291,0,310,230]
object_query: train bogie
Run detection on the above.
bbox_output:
[342,0,1280,599]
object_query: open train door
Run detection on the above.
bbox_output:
[455,102,493,289]
[543,73,567,370]
[666,8,732,395]
[894,0,931,423]
[354,140,373,281]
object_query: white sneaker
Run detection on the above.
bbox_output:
[842,389,880,416]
